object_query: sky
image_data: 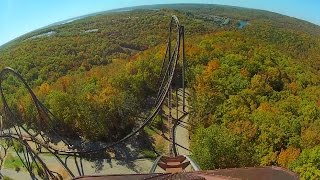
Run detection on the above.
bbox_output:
[0,0,320,46]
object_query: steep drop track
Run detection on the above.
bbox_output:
[0,15,186,179]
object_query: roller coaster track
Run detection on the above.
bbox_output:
[0,15,186,179]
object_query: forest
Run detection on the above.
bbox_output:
[0,4,319,179]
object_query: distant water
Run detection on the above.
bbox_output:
[84,29,99,33]
[113,8,158,13]
[114,9,133,12]
[29,31,56,39]
[59,17,83,25]
[238,20,249,29]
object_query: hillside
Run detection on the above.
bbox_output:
[0,4,319,179]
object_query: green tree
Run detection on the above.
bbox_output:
[191,125,255,169]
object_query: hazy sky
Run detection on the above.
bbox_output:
[1,0,319,46]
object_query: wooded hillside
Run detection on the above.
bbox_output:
[0,4,319,179]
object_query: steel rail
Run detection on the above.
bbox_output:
[0,15,187,178]
[0,15,183,154]
[0,134,57,179]
[155,15,181,103]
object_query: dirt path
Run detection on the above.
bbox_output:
[2,169,34,180]
[175,114,190,156]
[42,155,155,179]
[174,89,190,156]
[0,129,163,179]
[1,89,190,179]
[2,142,159,179]
[160,89,190,156]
